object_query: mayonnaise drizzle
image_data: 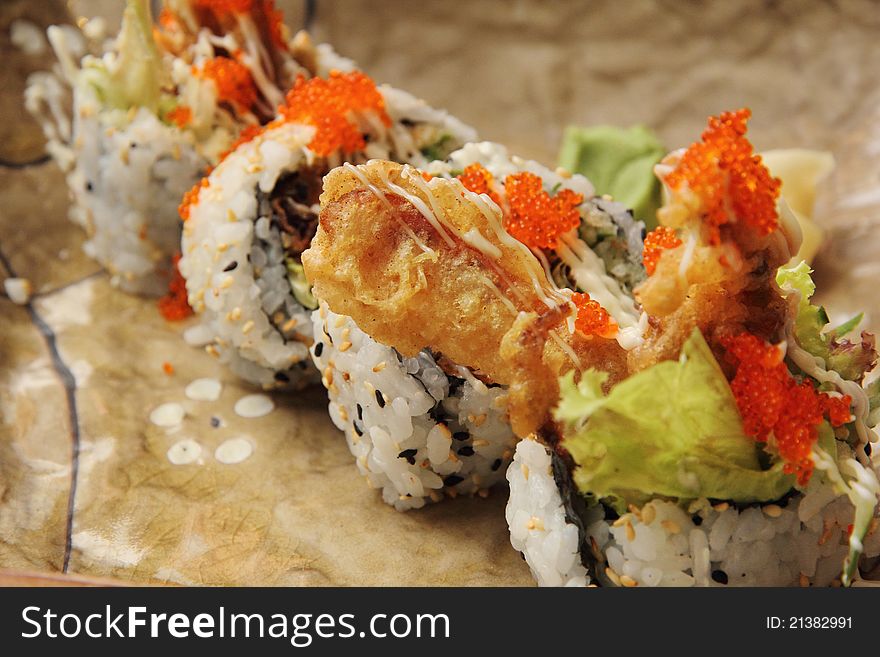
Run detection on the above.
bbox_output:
[374,165,456,248]
[475,273,518,315]
[462,228,502,260]
[461,182,566,311]
[342,163,435,256]
[556,232,643,349]
[551,330,583,371]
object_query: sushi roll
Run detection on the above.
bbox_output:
[303,109,880,584]
[505,110,880,587]
[304,142,649,509]
[178,70,476,389]
[24,0,309,295]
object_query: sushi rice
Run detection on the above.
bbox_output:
[311,305,517,511]
[507,437,880,586]
[307,142,649,508]
[179,77,476,388]
[25,0,312,295]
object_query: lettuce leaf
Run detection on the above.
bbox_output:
[776,261,877,382]
[812,431,880,586]
[558,125,665,227]
[557,329,794,510]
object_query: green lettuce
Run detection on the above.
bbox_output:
[812,429,880,586]
[558,124,665,227]
[776,262,877,382]
[557,329,794,511]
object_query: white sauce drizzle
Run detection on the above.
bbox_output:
[475,273,518,315]
[678,231,697,286]
[374,166,456,248]
[551,330,582,371]
[343,163,435,256]
[462,182,565,311]
[555,232,643,350]
[462,228,502,260]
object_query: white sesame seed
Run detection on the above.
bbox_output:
[233,394,274,418]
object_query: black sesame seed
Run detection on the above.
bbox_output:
[711,570,729,585]
[130,142,137,149]
[398,448,418,465]
[314,342,324,357]
[356,403,363,420]
[452,431,470,441]
[85,181,93,192]
[222,260,238,272]
[443,475,464,487]
[210,416,220,428]
[692,514,703,526]
[375,389,386,408]
[491,458,502,471]
[353,423,363,437]
[274,371,290,382]
[457,445,475,457]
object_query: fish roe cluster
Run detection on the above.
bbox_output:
[722,332,852,486]
[158,254,194,321]
[158,7,178,29]
[194,0,255,14]
[279,71,390,157]
[166,105,192,129]
[457,163,501,206]
[572,292,618,339]
[198,57,258,112]
[642,226,682,275]
[217,123,263,165]
[259,0,287,48]
[503,172,583,250]
[179,178,209,222]
[664,109,781,244]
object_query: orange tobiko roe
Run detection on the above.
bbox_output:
[166,105,192,129]
[199,57,258,112]
[457,163,501,206]
[179,178,209,222]
[194,0,255,13]
[279,71,391,157]
[216,123,264,164]
[664,109,781,244]
[259,0,288,48]
[504,172,583,250]
[158,7,177,29]
[456,165,584,250]
[572,292,618,339]
[642,225,682,276]
[159,254,194,321]
[722,333,852,486]
[193,0,286,47]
